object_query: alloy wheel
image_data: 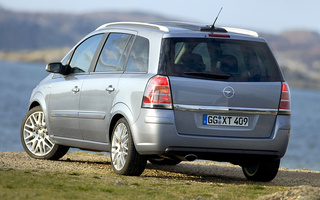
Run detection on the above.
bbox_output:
[22,110,54,156]
[111,122,129,171]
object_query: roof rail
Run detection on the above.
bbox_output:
[96,22,169,32]
[223,27,259,37]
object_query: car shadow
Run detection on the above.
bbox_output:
[58,153,320,187]
[144,162,320,187]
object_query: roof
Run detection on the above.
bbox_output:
[96,21,259,38]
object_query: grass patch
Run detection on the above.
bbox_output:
[0,169,287,200]
[68,172,81,176]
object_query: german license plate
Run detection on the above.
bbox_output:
[203,115,249,127]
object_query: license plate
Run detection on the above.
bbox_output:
[203,115,249,127]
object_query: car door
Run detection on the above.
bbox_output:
[79,32,134,143]
[48,34,104,139]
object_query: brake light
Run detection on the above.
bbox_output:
[279,82,291,114]
[208,33,230,38]
[142,75,172,109]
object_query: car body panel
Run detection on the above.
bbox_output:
[169,77,281,138]
[48,74,88,140]
[132,108,290,159]
[25,22,291,165]
[79,73,122,142]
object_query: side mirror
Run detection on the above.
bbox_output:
[46,62,69,75]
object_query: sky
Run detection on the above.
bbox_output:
[0,0,319,34]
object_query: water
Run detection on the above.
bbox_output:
[1,60,319,171]
[282,87,320,170]
[0,61,48,153]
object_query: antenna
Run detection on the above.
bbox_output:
[212,7,223,28]
[200,7,226,32]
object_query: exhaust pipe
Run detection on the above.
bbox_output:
[185,154,197,161]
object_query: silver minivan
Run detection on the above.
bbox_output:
[21,22,291,182]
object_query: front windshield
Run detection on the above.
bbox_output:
[159,38,283,82]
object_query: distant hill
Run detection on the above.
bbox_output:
[1,7,320,89]
[261,31,320,88]
[0,7,170,51]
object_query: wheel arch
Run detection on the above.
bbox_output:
[108,114,124,142]
[29,101,40,110]
[108,102,136,143]
[28,91,49,127]
[28,91,47,110]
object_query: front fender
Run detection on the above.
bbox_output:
[29,91,48,121]
[28,80,52,133]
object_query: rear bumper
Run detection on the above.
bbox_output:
[131,109,290,162]
[164,147,280,164]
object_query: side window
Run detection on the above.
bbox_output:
[95,33,132,72]
[69,34,103,73]
[125,36,149,72]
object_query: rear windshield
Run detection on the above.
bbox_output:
[159,38,283,82]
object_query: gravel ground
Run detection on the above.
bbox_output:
[1,151,319,199]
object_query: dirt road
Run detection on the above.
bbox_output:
[0,151,319,187]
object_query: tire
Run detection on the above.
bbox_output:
[149,158,181,165]
[242,159,280,182]
[20,106,69,160]
[110,118,147,176]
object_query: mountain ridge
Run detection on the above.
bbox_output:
[1,7,320,89]
[0,7,170,51]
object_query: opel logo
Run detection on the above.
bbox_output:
[222,86,235,98]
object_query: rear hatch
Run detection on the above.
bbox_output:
[160,37,284,138]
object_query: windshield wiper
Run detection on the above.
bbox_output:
[184,72,230,79]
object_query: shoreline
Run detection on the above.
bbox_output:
[1,55,320,90]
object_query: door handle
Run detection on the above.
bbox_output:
[106,85,115,93]
[71,86,80,94]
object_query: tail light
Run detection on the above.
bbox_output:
[279,82,291,114]
[142,75,172,109]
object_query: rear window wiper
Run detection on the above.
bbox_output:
[184,72,230,79]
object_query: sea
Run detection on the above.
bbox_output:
[0,60,319,171]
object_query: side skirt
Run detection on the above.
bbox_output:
[50,136,110,152]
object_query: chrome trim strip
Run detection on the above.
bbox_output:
[51,111,106,119]
[51,111,78,118]
[78,112,106,120]
[278,110,291,115]
[174,104,278,115]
